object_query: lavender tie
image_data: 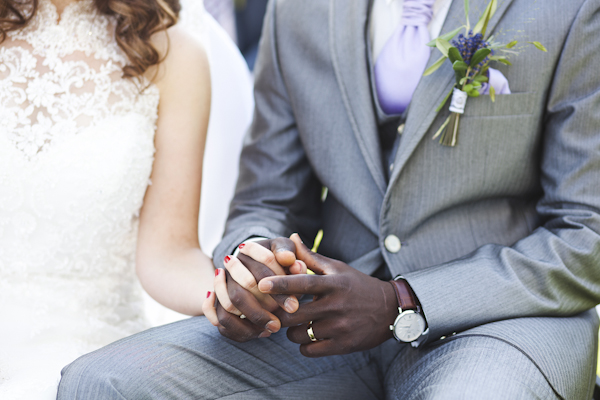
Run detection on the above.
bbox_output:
[374,0,435,115]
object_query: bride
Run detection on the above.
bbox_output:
[0,0,217,397]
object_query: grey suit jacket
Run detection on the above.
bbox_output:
[214,0,600,398]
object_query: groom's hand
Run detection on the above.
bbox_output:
[204,238,302,342]
[258,234,398,357]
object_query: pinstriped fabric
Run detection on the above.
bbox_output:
[58,317,383,399]
[58,316,563,399]
[212,0,600,397]
[384,335,560,400]
[452,310,599,400]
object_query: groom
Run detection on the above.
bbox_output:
[59,0,600,398]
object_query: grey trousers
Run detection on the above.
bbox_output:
[58,317,560,399]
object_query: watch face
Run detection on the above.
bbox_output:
[393,311,426,342]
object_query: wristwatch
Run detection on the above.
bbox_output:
[389,276,427,344]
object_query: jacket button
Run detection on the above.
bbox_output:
[384,235,402,253]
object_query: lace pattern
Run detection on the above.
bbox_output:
[0,0,158,159]
[0,0,160,396]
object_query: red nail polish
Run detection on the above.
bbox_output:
[215,269,220,276]
[238,243,245,249]
[206,291,211,298]
[224,256,231,263]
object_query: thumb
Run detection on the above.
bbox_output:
[290,233,332,275]
[270,237,296,268]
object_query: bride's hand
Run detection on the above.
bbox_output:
[203,238,307,342]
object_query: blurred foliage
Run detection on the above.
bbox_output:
[234,0,247,11]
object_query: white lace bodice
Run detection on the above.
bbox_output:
[0,0,160,396]
[0,0,159,159]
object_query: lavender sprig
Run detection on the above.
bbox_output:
[422,0,546,147]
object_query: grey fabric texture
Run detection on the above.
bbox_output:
[57,0,600,398]
[209,0,600,398]
[58,316,562,399]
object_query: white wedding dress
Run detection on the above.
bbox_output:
[0,0,239,398]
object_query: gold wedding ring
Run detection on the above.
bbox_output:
[307,321,318,342]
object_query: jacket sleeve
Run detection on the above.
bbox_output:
[405,0,600,342]
[212,0,322,263]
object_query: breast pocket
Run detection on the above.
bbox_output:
[458,92,542,194]
[462,92,537,118]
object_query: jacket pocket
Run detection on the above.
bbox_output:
[462,92,537,118]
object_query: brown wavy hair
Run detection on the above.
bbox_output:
[0,0,181,78]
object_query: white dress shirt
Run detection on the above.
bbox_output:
[370,0,454,62]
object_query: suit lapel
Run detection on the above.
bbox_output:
[330,0,387,196]
[389,0,516,185]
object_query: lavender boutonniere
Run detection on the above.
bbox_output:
[424,0,547,147]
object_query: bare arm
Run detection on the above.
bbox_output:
[136,25,213,316]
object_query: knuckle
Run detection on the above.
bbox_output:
[255,268,274,282]
[233,330,252,343]
[284,237,295,247]
[277,279,290,292]
[262,253,276,267]
[329,298,344,312]
[288,333,302,344]
[240,275,257,291]
[228,288,245,306]
[259,294,278,312]
[338,339,354,354]
[286,327,303,343]
[236,254,255,271]
[224,275,238,292]
[257,239,270,249]
[278,312,293,326]
[223,302,237,314]
[217,309,233,326]
[338,277,352,292]
[278,237,294,249]
[242,331,257,342]
[329,275,348,290]
[272,293,289,306]
[299,278,313,294]
[218,304,238,321]
[219,326,246,343]
[337,320,352,335]
[246,309,268,325]
[217,325,229,337]
[300,344,316,358]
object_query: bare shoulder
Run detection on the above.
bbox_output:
[146,23,211,144]
[147,24,210,93]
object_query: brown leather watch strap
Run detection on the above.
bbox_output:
[390,279,417,311]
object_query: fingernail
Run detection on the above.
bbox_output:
[259,280,273,292]
[224,256,231,263]
[238,243,245,249]
[215,269,220,276]
[293,233,303,243]
[206,291,211,298]
[266,320,278,333]
[284,297,298,313]
[258,331,271,339]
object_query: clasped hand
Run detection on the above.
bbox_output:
[203,234,398,357]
